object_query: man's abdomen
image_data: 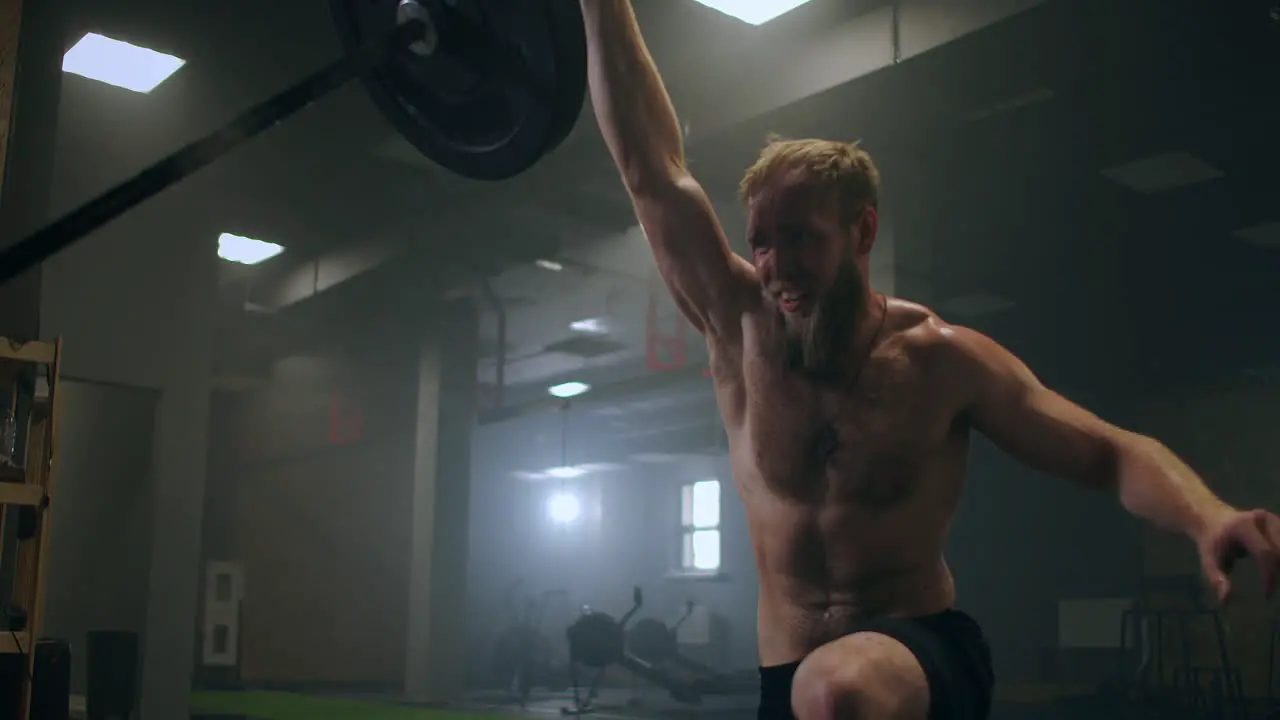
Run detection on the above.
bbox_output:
[756,557,955,663]
[747,501,956,664]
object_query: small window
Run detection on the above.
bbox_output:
[680,479,721,572]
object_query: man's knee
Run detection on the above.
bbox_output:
[790,633,929,720]
[791,656,880,720]
[791,658,849,720]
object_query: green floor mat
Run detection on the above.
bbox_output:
[190,691,509,720]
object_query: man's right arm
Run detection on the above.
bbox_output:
[580,0,754,337]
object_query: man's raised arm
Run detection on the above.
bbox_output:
[580,0,753,337]
[945,324,1279,603]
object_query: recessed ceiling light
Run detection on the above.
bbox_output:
[535,258,563,272]
[242,301,276,314]
[62,33,186,93]
[963,88,1056,122]
[217,233,284,265]
[1100,151,1223,194]
[548,381,590,399]
[570,317,609,334]
[689,0,813,25]
[1233,221,1280,249]
[513,462,624,482]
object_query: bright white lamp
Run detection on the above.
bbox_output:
[546,492,582,524]
[689,0,813,25]
[63,33,186,93]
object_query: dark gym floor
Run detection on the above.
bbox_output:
[184,686,1280,720]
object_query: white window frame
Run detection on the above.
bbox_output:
[679,479,722,573]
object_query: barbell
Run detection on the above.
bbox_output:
[0,0,587,286]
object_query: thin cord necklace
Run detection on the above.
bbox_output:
[847,292,889,388]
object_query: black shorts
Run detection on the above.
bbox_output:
[757,609,994,720]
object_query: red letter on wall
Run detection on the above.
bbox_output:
[328,391,364,445]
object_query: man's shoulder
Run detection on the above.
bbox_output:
[882,299,992,415]
[884,299,1025,410]
[884,297,949,349]
[883,297,982,369]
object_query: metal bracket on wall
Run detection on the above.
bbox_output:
[891,2,902,64]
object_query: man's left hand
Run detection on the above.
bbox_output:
[1197,508,1280,604]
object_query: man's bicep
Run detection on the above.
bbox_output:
[953,327,1119,485]
[631,173,754,336]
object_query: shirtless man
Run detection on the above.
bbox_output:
[579,2,1280,719]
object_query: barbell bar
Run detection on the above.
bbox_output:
[0,0,588,286]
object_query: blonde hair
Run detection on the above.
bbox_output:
[739,136,881,225]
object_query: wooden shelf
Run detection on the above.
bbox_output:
[0,465,25,484]
[0,631,31,655]
[0,340,55,365]
[0,336,62,719]
[0,482,42,506]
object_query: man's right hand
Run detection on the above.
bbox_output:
[1197,506,1280,604]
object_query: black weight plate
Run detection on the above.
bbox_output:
[567,612,623,668]
[541,0,589,156]
[627,618,676,664]
[331,0,587,181]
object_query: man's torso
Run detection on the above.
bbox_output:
[709,297,972,665]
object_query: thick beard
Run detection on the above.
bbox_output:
[772,257,868,378]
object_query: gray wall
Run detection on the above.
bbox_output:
[43,80,219,718]
[42,379,159,695]
[198,310,477,697]
[201,351,418,687]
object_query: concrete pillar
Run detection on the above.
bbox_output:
[404,300,478,701]
[137,222,216,719]
[0,0,65,339]
[140,359,214,718]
